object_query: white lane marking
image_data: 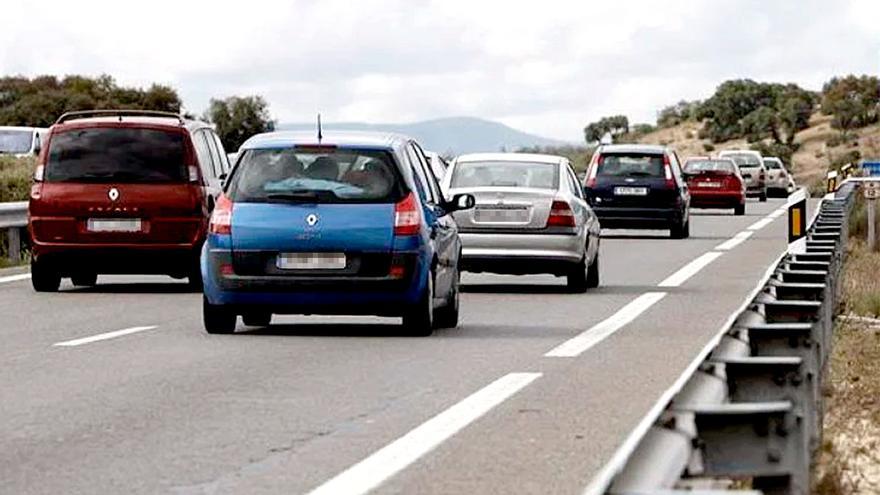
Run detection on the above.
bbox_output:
[545,292,667,358]
[581,250,789,495]
[0,273,31,284]
[52,326,158,347]
[715,230,754,251]
[307,372,541,495]
[657,252,724,288]
[747,217,774,231]
[769,208,786,219]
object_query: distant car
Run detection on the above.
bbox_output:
[28,110,230,292]
[201,131,475,335]
[763,157,795,197]
[583,144,691,239]
[442,153,601,291]
[718,150,767,201]
[0,126,48,157]
[683,158,746,215]
[425,151,448,180]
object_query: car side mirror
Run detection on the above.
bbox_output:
[446,193,475,212]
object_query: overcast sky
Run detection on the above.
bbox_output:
[1,0,878,140]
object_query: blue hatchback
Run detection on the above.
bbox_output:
[201,131,475,335]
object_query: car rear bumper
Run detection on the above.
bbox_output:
[690,190,744,208]
[30,243,200,275]
[202,248,429,314]
[459,232,585,274]
[592,207,681,229]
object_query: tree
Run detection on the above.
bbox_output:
[656,100,701,128]
[204,96,275,151]
[583,115,629,144]
[821,75,880,137]
[0,75,182,127]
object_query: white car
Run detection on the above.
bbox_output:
[763,157,796,197]
[0,126,48,157]
[718,149,768,201]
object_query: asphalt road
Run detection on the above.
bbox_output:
[0,198,808,495]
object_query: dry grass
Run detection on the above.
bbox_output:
[0,155,35,202]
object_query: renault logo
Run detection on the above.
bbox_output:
[108,188,120,201]
[306,214,318,226]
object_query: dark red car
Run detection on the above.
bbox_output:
[28,110,230,292]
[682,157,746,215]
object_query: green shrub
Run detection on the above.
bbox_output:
[0,155,35,202]
[702,143,715,152]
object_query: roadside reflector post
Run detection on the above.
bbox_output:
[864,181,880,251]
[788,189,807,254]
[826,170,838,194]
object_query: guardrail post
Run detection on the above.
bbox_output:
[7,227,21,264]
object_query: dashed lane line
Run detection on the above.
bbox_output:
[52,326,159,347]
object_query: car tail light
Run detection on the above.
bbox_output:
[209,194,233,235]
[547,200,576,227]
[663,155,675,189]
[220,264,235,276]
[188,165,200,183]
[394,192,421,236]
[585,155,602,188]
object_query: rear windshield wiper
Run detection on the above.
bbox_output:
[265,191,323,203]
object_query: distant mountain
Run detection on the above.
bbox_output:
[277,117,566,155]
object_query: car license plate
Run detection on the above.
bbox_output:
[700,182,722,188]
[87,218,142,232]
[614,187,648,196]
[277,252,346,270]
[474,207,529,223]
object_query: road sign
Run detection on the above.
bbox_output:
[864,180,880,200]
[861,160,880,177]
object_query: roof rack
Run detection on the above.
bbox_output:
[54,110,186,126]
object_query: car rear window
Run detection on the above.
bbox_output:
[450,161,558,189]
[598,153,664,177]
[225,147,405,203]
[0,129,33,154]
[684,160,736,174]
[46,128,187,183]
[763,159,782,169]
[723,153,762,167]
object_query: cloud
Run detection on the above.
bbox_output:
[1,0,878,141]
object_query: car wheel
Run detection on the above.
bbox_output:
[434,268,460,329]
[586,250,600,289]
[203,296,236,334]
[242,312,272,327]
[567,256,589,293]
[71,273,98,287]
[31,258,61,293]
[402,271,434,336]
[734,204,745,216]
[759,191,768,202]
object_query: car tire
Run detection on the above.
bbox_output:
[31,259,61,293]
[586,251,600,289]
[759,191,768,202]
[567,256,589,293]
[734,204,746,216]
[402,272,434,336]
[242,312,272,327]
[71,273,98,287]
[670,218,690,239]
[434,268,460,329]
[203,296,236,334]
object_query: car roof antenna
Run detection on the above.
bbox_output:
[317,113,323,144]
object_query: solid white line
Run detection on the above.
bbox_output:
[52,326,158,347]
[0,273,31,284]
[715,230,754,251]
[657,252,724,288]
[747,217,774,231]
[306,372,541,495]
[545,292,667,358]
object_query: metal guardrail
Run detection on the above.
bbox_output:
[590,183,860,495]
[0,201,28,264]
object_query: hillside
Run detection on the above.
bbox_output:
[637,113,880,191]
[277,117,566,155]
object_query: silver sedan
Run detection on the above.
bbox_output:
[441,153,601,291]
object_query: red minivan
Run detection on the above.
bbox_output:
[28,110,230,292]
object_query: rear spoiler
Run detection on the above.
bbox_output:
[54,110,185,126]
